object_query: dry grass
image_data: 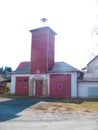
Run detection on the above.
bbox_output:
[30,100,98,113]
[0,94,29,99]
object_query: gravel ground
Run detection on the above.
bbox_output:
[0,97,98,130]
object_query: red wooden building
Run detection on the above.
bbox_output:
[11,26,81,98]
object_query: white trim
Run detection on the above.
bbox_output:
[11,75,16,93]
[48,72,73,74]
[29,74,47,96]
[71,73,77,97]
[47,74,50,96]
[12,74,30,77]
[33,80,36,96]
[11,74,30,94]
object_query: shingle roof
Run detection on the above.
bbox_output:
[48,62,80,73]
[12,62,30,74]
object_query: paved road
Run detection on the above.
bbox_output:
[0,119,98,130]
[0,97,98,130]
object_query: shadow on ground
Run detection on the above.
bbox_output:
[0,97,40,122]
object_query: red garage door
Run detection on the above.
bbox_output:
[15,77,29,96]
[50,74,71,98]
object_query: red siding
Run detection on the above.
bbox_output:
[48,31,55,70]
[15,77,29,96]
[30,29,48,74]
[30,27,56,74]
[50,74,71,98]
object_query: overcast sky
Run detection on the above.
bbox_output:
[0,0,98,70]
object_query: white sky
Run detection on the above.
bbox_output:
[0,0,98,70]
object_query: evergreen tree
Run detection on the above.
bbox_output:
[0,67,3,74]
[3,67,12,75]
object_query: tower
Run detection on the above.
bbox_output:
[30,26,57,74]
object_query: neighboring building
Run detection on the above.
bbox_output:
[78,55,98,98]
[0,75,10,94]
[11,26,81,98]
[84,55,98,79]
[87,55,98,73]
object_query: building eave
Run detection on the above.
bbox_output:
[30,26,57,35]
[77,79,98,82]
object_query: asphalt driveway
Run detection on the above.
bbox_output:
[0,97,39,122]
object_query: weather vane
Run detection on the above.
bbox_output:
[40,18,48,26]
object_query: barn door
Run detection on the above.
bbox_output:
[50,74,71,98]
[35,80,43,97]
[15,77,29,95]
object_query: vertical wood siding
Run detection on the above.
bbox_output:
[15,77,29,95]
[30,27,56,74]
[50,74,71,98]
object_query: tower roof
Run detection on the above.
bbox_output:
[30,26,57,35]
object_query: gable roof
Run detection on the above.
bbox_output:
[48,62,80,73]
[12,61,30,74]
[87,55,98,66]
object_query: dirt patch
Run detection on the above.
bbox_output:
[29,101,98,113]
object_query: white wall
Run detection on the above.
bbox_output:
[87,56,98,73]
[78,81,98,98]
[84,73,98,79]
[11,73,78,97]
[11,75,16,93]
[29,74,47,81]
[78,82,88,97]
[11,74,30,94]
[71,72,77,97]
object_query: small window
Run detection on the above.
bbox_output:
[95,65,98,70]
[88,87,98,97]
[24,79,28,82]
